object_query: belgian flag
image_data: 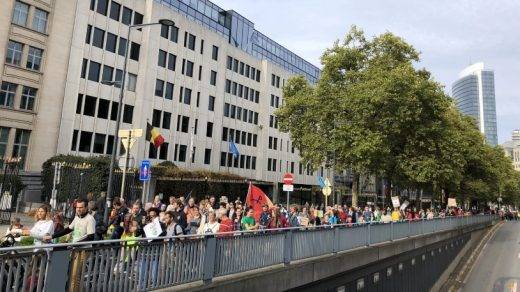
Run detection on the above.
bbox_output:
[146,122,165,148]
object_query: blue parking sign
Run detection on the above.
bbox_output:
[139,160,151,181]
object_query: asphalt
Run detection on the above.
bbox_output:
[463,221,520,292]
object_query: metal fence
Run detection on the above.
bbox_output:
[0,215,497,291]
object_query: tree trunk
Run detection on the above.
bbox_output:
[352,172,360,207]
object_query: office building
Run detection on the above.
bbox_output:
[452,62,498,146]
[502,130,520,171]
[0,0,321,201]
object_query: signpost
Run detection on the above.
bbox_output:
[118,129,142,201]
[283,173,294,212]
[322,178,332,206]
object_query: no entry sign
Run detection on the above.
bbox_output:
[283,173,294,185]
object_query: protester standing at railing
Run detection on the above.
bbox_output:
[288,205,300,227]
[218,211,234,233]
[241,208,259,230]
[363,206,374,222]
[22,205,54,246]
[259,204,272,229]
[391,208,401,222]
[163,211,184,237]
[198,211,220,234]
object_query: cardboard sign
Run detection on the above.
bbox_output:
[143,218,162,238]
[400,200,409,211]
[391,196,400,208]
[447,198,457,207]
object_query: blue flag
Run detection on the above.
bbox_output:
[318,176,325,188]
[229,141,240,158]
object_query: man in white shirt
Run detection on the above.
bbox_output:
[46,199,96,243]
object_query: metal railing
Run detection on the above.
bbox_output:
[0,214,497,291]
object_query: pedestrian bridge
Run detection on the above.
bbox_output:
[0,215,496,292]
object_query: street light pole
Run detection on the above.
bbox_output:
[103,19,175,224]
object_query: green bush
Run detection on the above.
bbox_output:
[0,173,25,195]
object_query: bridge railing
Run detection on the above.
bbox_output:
[0,214,497,291]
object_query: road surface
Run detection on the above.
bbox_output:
[463,221,520,292]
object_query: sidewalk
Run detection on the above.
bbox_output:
[0,212,34,236]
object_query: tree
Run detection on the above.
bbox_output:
[277,26,464,206]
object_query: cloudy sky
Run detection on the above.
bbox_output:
[214,0,519,143]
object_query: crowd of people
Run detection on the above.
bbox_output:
[4,193,487,246]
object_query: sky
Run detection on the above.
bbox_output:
[214,0,519,143]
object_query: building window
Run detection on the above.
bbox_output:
[167,53,176,71]
[106,32,117,53]
[130,42,140,61]
[159,142,169,160]
[6,41,23,66]
[83,95,97,116]
[102,65,114,82]
[182,88,192,105]
[165,82,174,100]
[92,28,105,48]
[170,26,179,43]
[208,95,215,111]
[185,33,196,50]
[0,82,17,108]
[93,133,106,154]
[200,39,204,54]
[127,73,137,92]
[12,1,29,26]
[122,6,132,25]
[227,56,233,70]
[109,1,121,21]
[110,102,119,121]
[152,109,161,127]
[148,142,157,159]
[88,61,101,82]
[206,122,213,137]
[155,79,164,97]
[97,98,109,119]
[0,127,9,167]
[32,8,48,33]
[183,60,194,77]
[162,112,171,129]
[76,94,83,114]
[12,129,30,169]
[118,37,127,56]
[20,86,36,111]
[77,131,92,152]
[178,145,187,162]
[96,0,108,15]
[158,50,167,67]
[123,104,133,123]
[160,24,169,38]
[212,45,219,61]
[204,148,211,165]
[133,12,143,25]
[210,71,217,86]
[181,116,189,133]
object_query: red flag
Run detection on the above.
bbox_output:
[245,182,273,221]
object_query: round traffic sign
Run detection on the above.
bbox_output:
[283,173,294,185]
[322,186,332,196]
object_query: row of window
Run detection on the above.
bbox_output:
[226,56,261,82]
[90,0,143,26]
[0,81,37,111]
[225,79,260,103]
[223,103,259,125]
[161,22,219,62]
[222,127,258,147]
[269,115,279,129]
[75,94,133,124]
[219,152,257,170]
[12,1,48,34]
[270,94,281,108]
[0,127,30,169]
[6,40,43,71]
[81,59,137,91]
[71,129,115,155]
[86,25,140,61]
[157,50,177,71]
[271,74,281,88]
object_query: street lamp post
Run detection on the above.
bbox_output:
[102,19,175,224]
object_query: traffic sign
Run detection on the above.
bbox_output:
[121,137,136,150]
[283,173,294,185]
[322,186,332,196]
[324,178,332,187]
[139,160,151,181]
[283,184,294,192]
[118,129,143,138]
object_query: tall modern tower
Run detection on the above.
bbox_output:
[452,62,498,146]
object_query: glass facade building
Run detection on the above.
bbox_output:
[156,0,320,83]
[452,63,498,146]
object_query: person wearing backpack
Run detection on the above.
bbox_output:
[163,211,184,237]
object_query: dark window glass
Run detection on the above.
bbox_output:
[130,42,140,61]
[88,61,101,82]
[97,98,109,119]
[230,105,236,119]
[165,82,174,100]
[133,12,143,25]
[106,135,114,155]
[233,59,238,72]
[83,95,97,116]
[96,0,108,15]
[223,103,229,117]
[210,70,217,86]
[196,92,200,107]
[79,131,93,152]
[81,59,88,78]
[123,104,133,123]
[204,148,211,165]
[252,157,256,169]
[148,142,157,159]
[155,79,164,97]
[76,94,83,114]
[208,95,215,111]
[227,56,232,70]
[161,24,169,38]
[254,112,259,124]
[222,127,228,141]
[212,45,219,61]
[110,102,119,121]
[92,28,105,48]
[185,60,193,77]
[239,62,244,75]
[159,142,168,160]
[185,33,196,50]
[158,50,167,67]
[240,155,245,168]
[118,37,127,56]
[71,130,78,151]
[206,122,213,137]
[152,109,161,127]
[93,133,106,154]
[167,54,176,71]
[181,116,189,133]
[102,65,114,82]
[183,88,192,105]
[178,145,187,162]
[122,7,132,25]
[86,25,92,44]
[220,152,226,166]
[90,0,95,10]
[198,65,202,81]
[194,119,198,135]
[162,112,171,129]
[256,70,261,82]
[106,32,117,53]
[253,134,257,147]
[109,1,121,21]
[170,26,179,43]
[200,39,204,54]
[225,79,231,93]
